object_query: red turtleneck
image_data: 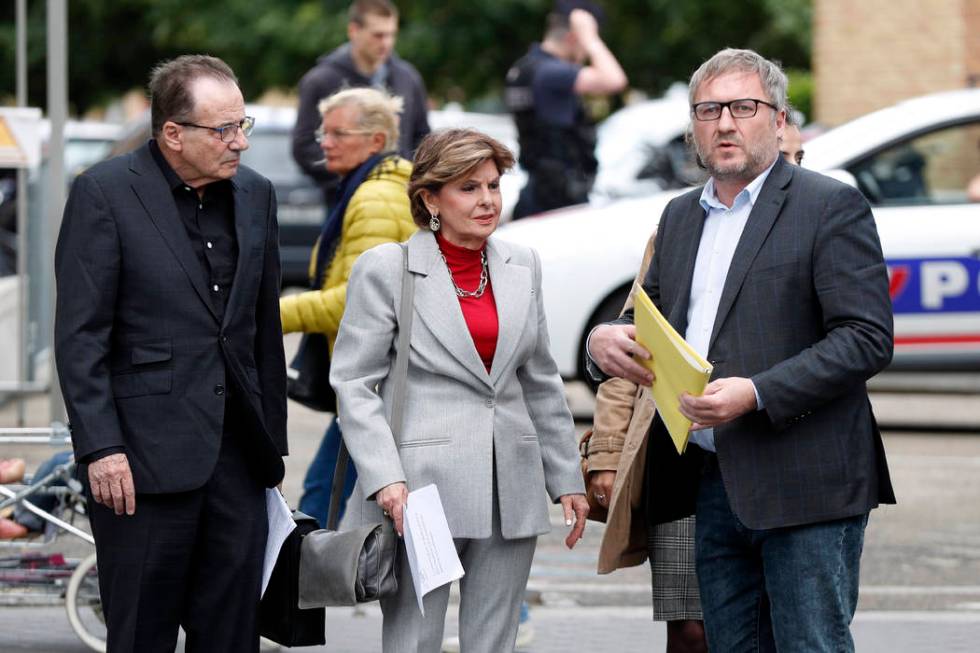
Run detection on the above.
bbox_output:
[436,232,498,372]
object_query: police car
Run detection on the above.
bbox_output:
[497,88,980,378]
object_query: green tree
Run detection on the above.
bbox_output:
[0,0,812,116]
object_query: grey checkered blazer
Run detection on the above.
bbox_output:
[599,156,896,530]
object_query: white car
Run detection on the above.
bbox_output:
[591,82,699,201]
[497,88,980,379]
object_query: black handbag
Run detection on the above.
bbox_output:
[258,511,326,647]
[296,243,415,609]
[287,332,336,412]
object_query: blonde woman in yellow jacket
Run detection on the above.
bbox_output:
[280,87,416,527]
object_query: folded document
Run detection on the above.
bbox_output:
[633,290,713,455]
[403,484,464,615]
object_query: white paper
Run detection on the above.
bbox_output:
[262,488,297,598]
[402,484,465,615]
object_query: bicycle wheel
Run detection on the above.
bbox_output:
[65,552,107,652]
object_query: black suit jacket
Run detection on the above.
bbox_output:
[597,157,896,529]
[55,142,287,492]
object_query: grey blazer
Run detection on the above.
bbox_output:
[331,230,583,539]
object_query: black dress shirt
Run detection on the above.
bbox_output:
[149,139,238,320]
[82,141,244,464]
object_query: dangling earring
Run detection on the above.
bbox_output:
[428,213,441,232]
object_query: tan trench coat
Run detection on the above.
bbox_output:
[585,232,661,574]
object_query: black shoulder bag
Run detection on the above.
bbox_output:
[296,243,414,607]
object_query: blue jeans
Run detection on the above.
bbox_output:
[298,418,357,528]
[695,456,868,653]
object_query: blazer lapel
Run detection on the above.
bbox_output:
[408,232,493,390]
[708,159,792,350]
[223,180,254,326]
[485,238,531,385]
[666,196,707,335]
[129,145,219,323]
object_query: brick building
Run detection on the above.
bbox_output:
[813,0,980,125]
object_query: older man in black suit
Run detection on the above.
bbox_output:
[55,55,287,652]
[588,48,895,652]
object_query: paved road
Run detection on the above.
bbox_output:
[4,604,980,652]
[1,346,979,651]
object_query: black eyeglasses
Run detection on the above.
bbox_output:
[691,99,777,121]
[176,116,255,143]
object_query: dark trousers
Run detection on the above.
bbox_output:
[694,454,867,653]
[87,432,268,653]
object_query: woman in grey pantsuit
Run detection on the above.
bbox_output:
[330,128,589,653]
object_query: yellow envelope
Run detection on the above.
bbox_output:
[633,290,713,455]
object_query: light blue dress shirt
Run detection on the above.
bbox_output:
[686,159,776,452]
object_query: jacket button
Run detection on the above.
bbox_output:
[485,398,494,408]
[214,384,225,396]
[221,335,228,343]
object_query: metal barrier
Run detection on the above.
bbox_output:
[0,423,71,445]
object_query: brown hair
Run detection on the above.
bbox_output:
[407,129,515,228]
[148,55,238,137]
[348,0,398,25]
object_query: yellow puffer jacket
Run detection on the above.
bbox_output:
[279,156,417,347]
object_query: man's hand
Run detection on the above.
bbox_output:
[588,324,654,386]
[375,482,409,536]
[679,377,758,430]
[569,8,599,43]
[88,453,136,516]
[559,493,590,549]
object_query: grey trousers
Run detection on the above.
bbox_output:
[380,496,537,653]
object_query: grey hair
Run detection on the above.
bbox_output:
[688,48,788,114]
[317,87,403,152]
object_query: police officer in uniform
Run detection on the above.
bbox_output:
[506,3,627,219]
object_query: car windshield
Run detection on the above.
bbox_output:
[65,139,115,178]
[241,131,307,187]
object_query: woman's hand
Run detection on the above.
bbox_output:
[559,493,590,549]
[375,482,409,536]
[589,471,616,509]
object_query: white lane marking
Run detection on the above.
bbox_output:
[862,586,980,596]
[525,582,980,596]
[854,611,980,622]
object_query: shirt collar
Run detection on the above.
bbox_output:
[149,138,235,196]
[699,155,779,213]
[149,138,185,192]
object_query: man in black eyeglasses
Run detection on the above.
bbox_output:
[55,54,287,652]
[587,48,894,652]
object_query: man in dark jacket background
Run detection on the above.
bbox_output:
[506,3,626,219]
[291,0,429,207]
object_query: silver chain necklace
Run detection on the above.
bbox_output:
[440,249,489,298]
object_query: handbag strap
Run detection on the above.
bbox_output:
[327,243,415,530]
